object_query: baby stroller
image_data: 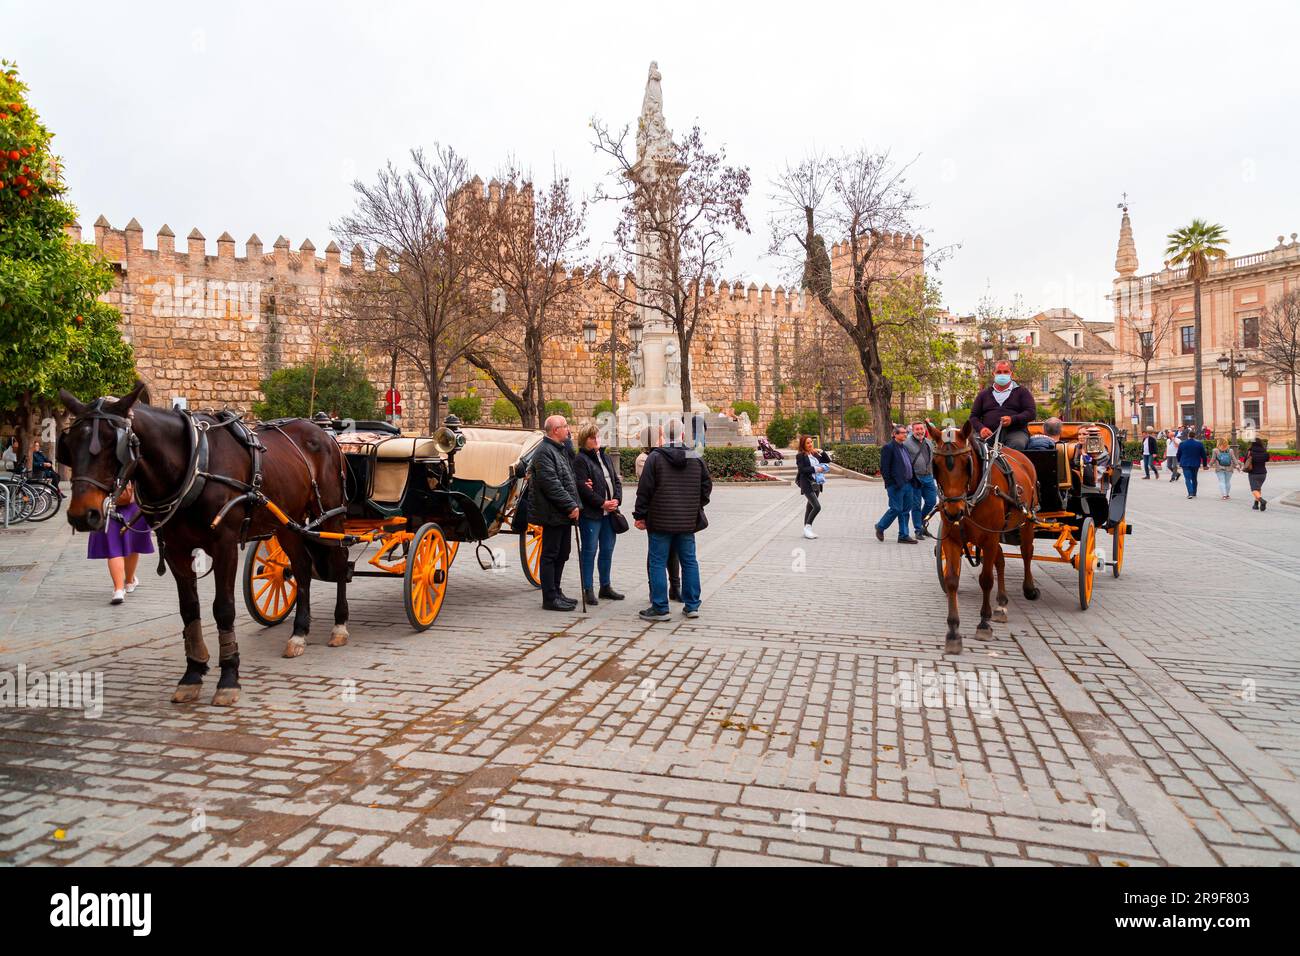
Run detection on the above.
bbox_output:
[757,437,785,463]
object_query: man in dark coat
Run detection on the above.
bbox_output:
[1176,430,1209,499]
[528,415,581,610]
[874,424,920,544]
[969,359,1037,450]
[633,418,712,621]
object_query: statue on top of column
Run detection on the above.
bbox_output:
[636,61,673,162]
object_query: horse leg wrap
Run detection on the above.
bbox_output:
[218,630,238,665]
[217,651,241,690]
[183,619,210,664]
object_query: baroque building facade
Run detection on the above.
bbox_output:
[1109,206,1300,443]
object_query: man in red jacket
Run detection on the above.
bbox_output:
[969,360,1037,450]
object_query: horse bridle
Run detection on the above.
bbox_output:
[58,399,141,525]
[936,423,998,523]
[59,401,209,533]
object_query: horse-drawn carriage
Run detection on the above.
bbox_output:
[934,420,1132,613]
[242,419,546,632]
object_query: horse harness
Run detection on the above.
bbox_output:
[63,404,344,560]
[937,429,1036,561]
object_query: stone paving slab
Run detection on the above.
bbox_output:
[1,467,1298,866]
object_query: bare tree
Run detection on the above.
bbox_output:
[332,146,496,431]
[1255,289,1300,448]
[590,120,750,414]
[1116,300,1176,424]
[458,170,596,428]
[769,150,946,434]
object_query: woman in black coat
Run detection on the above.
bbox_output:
[1245,436,1271,511]
[573,423,625,605]
[795,434,831,540]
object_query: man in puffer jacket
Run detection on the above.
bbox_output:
[528,415,581,611]
[633,418,712,621]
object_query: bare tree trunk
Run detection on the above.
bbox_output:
[678,326,692,416]
[1292,370,1300,450]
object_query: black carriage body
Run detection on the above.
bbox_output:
[1006,422,1131,544]
[339,427,545,544]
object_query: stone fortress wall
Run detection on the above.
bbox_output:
[78,214,923,430]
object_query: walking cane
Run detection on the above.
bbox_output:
[573,520,586,613]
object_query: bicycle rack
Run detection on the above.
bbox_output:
[0,483,11,528]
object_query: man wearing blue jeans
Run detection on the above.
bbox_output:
[1177,431,1208,499]
[875,424,920,544]
[904,421,937,540]
[633,419,712,621]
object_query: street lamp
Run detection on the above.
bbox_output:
[1007,341,1021,363]
[1216,349,1248,441]
[1062,357,1074,420]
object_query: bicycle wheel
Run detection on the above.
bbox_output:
[26,485,60,522]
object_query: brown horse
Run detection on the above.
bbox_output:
[58,381,351,705]
[927,420,1040,655]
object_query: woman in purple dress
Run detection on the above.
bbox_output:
[87,484,155,605]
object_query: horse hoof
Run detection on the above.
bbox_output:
[1024,587,1040,601]
[171,684,202,704]
[283,636,306,659]
[327,625,349,648]
[945,637,962,654]
[992,608,1008,624]
[974,625,993,641]
[211,686,241,707]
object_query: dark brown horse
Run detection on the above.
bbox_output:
[58,381,350,705]
[928,420,1040,655]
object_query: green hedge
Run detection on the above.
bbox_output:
[545,399,573,418]
[447,395,482,424]
[491,398,521,424]
[732,400,759,420]
[593,399,614,417]
[766,412,797,448]
[827,443,882,476]
[617,445,757,481]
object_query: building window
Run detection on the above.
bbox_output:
[1086,371,1095,383]
[1241,315,1259,349]
[1141,405,1155,428]
[1073,332,1081,347]
[1180,403,1196,426]
[1180,326,1196,354]
[1138,330,1153,353]
[1041,376,1050,392]
[1242,399,1261,429]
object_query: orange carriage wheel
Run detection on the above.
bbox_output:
[404,522,451,631]
[447,540,460,566]
[519,523,543,589]
[1077,517,1096,610]
[1110,521,1125,579]
[243,535,297,627]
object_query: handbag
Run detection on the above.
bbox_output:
[608,508,629,535]
[1242,454,1252,473]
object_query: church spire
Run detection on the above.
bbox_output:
[1114,198,1139,277]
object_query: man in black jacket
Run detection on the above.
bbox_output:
[1140,426,1159,479]
[874,424,920,544]
[969,360,1037,450]
[633,418,712,621]
[528,415,581,611]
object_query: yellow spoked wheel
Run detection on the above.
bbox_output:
[1110,522,1125,578]
[519,523,543,589]
[404,522,451,631]
[243,535,297,627]
[1077,517,1096,610]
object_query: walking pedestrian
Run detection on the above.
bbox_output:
[1211,436,1239,499]
[1164,429,1181,482]
[637,425,681,602]
[573,423,625,607]
[905,421,937,539]
[1140,426,1159,479]
[1176,428,1208,499]
[87,482,154,605]
[633,418,711,621]
[1243,435,1271,511]
[875,424,920,544]
[795,434,831,539]
[528,415,581,611]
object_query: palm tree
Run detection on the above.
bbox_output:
[1050,374,1111,421]
[1165,219,1229,429]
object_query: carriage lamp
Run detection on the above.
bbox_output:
[582,319,598,348]
[629,317,644,348]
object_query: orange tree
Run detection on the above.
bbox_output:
[0,61,134,465]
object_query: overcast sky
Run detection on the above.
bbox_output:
[6,0,1298,321]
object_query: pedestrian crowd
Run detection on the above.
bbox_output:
[1138,424,1272,508]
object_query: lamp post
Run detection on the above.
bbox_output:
[1216,348,1248,442]
[584,312,628,438]
[1062,357,1074,420]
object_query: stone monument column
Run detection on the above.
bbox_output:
[617,61,708,445]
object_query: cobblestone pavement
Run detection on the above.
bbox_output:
[2,465,1298,866]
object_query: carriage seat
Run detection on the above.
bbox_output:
[453,428,544,486]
